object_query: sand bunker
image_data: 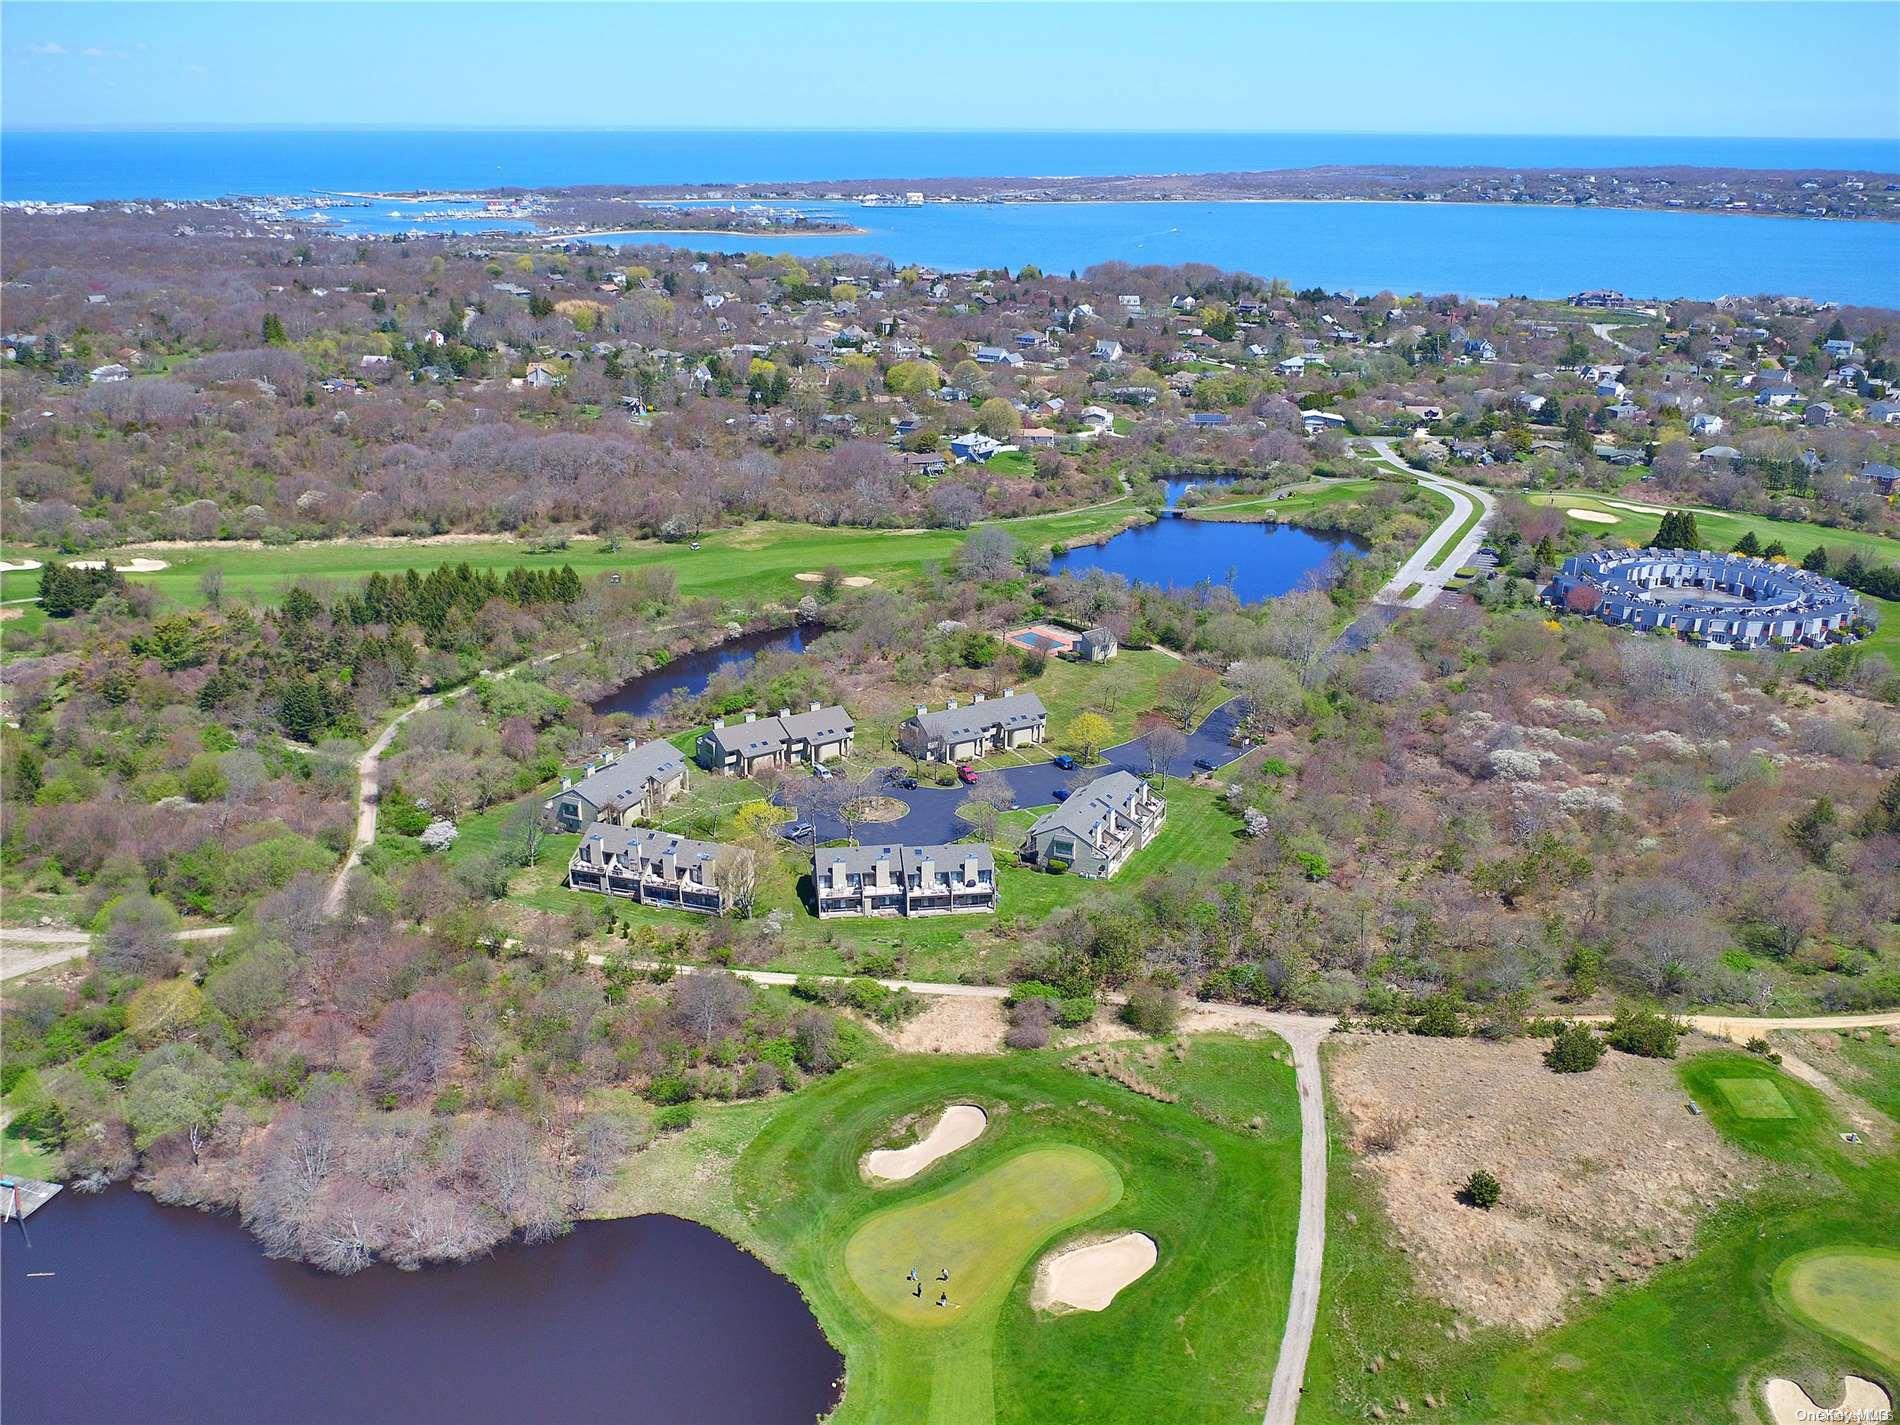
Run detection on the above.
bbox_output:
[0,559,43,573]
[66,557,171,573]
[1565,509,1619,524]
[794,571,874,587]
[1761,1375,1889,1425]
[1032,1231,1158,1313]
[862,1104,987,1182]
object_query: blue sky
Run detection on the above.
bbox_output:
[5,1,1899,137]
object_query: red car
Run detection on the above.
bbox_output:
[956,764,979,785]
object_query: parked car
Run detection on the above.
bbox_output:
[1052,753,1077,770]
[780,821,814,841]
[1053,787,1071,801]
[813,764,833,779]
[956,764,979,785]
[1192,757,1218,772]
[897,775,918,790]
[883,767,919,790]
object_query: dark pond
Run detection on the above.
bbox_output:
[1049,516,1365,604]
[0,1187,842,1425]
[592,624,819,719]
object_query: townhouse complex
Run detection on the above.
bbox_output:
[696,702,855,775]
[567,824,734,914]
[546,739,690,832]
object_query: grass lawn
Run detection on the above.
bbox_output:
[724,1038,1302,1423]
[1530,491,1900,661]
[1301,1045,1900,1422]
[0,503,1136,611]
[1183,477,1381,523]
[1017,648,1187,751]
[0,1099,61,1180]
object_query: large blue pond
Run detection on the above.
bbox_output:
[1050,516,1364,604]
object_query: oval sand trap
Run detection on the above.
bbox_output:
[1032,1231,1157,1313]
[1762,1375,1889,1425]
[0,559,43,573]
[863,1104,987,1183]
[1565,509,1619,524]
[793,570,874,587]
[66,557,171,573]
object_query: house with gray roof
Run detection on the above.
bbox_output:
[1020,771,1166,879]
[696,702,855,775]
[547,739,689,832]
[567,824,732,914]
[898,690,1047,763]
[1077,627,1118,663]
[814,842,997,918]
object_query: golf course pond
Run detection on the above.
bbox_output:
[591,622,821,718]
[1050,516,1365,604]
[0,1186,844,1425]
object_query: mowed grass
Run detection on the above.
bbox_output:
[844,1147,1122,1329]
[1301,1047,1900,1423]
[1183,477,1382,522]
[732,1045,1302,1424]
[1774,1247,1900,1372]
[1715,1075,1797,1119]
[0,503,1136,610]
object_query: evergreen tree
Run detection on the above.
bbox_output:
[1762,540,1787,559]
[261,313,287,346]
[1732,530,1762,556]
[1802,544,1831,574]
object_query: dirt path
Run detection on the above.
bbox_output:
[325,648,573,916]
[0,925,234,980]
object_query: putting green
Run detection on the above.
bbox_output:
[1773,1247,1900,1370]
[1716,1077,1796,1119]
[844,1146,1123,1330]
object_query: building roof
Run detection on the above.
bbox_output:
[1027,771,1149,843]
[905,691,1048,744]
[573,823,727,881]
[701,704,853,758]
[565,740,686,810]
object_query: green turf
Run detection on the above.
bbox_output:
[1715,1075,1797,1119]
[729,1042,1302,1424]
[844,1146,1123,1327]
[0,503,1137,610]
[1301,1047,1899,1423]
[1773,1247,1900,1372]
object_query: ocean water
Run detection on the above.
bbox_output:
[6,129,1898,203]
[602,198,1900,306]
[6,129,1897,305]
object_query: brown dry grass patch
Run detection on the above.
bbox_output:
[1330,1034,1754,1331]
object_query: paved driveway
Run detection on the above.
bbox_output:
[790,696,1254,845]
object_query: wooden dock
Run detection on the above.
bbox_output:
[2,1176,62,1221]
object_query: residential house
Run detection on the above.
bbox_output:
[1093,339,1125,363]
[1755,380,1799,408]
[1698,444,1745,467]
[1020,772,1166,880]
[813,843,998,919]
[1019,427,1058,449]
[1189,411,1230,428]
[900,450,949,477]
[567,825,732,915]
[1863,462,1900,497]
[1076,627,1118,663]
[547,740,690,832]
[1869,401,1900,425]
[696,703,855,775]
[973,345,1023,367]
[899,690,1047,763]
[1690,412,1724,436]
[949,431,1002,462]
[1804,401,1835,427]
[523,362,563,389]
[87,363,130,383]
[1301,409,1348,435]
[1109,385,1158,406]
